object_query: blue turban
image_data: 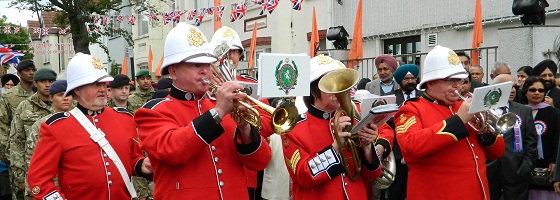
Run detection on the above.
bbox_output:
[394,64,419,84]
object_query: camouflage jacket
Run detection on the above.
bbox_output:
[107,99,135,115]
[128,87,154,113]
[0,84,33,158]
[9,93,53,186]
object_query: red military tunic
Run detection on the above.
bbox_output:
[134,86,271,199]
[395,94,505,200]
[282,105,385,199]
[27,105,146,199]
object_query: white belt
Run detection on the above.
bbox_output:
[69,108,138,198]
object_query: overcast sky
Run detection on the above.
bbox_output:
[1,1,38,27]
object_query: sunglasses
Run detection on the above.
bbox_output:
[528,88,545,93]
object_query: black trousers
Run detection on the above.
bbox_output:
[387,161,408,200]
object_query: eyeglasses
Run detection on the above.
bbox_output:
[528,88,545,93]
[442,78,464,85]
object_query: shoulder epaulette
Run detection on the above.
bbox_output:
[113,107,133,116]
[142,98,169,110]
[46,112,70,126]
[401,97,420,106]
[297,113,307,124]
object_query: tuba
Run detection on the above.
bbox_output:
[204,43,300,134]
[318,68,363,181]
[454,90,517,135]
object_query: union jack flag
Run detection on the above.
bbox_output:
[195,8,206,26]
[32,28,40,34]
[116,15,124,24]
[42,28,49,36]
[266,0,279,14]
[101,16,108,26]
[253,0,265,3]
[230,3,247,22]
[13,27,20,34]
[127,15,136,25]
[173,11,185,23]
[3,26,11,34]
[214,6,225,21]
[59,29,67,35]
[0,43,24,65]
[93,15,100,24]
[187,9,197,21]
[349,86,357,98]
[146,13,159,21]
[291,0,303,10]
[162,12,174,25]
[206,7,214,15]
[259,1,268,15]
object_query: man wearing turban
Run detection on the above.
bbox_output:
[531,59,560,108]
[365,54,400,95]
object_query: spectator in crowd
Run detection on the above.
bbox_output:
[461,73,472,97]
[531,60,560,108]
[487,74,537,200]
[365,54,400,95]
[491,61,512,80]
[469,65,485,83]
[520,77,560,200]
[514,66,532,104]
[456,51,487,91]
[1,74,19,96]
[107,74,135,112]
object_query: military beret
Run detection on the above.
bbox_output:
[156,78,173,90]
[34,68,57,81]
[108,74,131,88]
[16,59,35,71]
[49,80,67,95]
[135,69,150,78]
[1,74,19,87]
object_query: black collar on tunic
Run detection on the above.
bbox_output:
[308,104,335,120]
[77,103,104,116]
[169,85,200,101]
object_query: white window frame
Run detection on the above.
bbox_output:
[138,12,149,36]
[43,40,50,64]
[67,37,74,59]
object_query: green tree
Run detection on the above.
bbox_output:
[8,0,166,62]
[0,16,33,72]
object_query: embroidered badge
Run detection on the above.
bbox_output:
[92,56,104,70]
[448,51,461,65]
[483,88,502,107]
[223,27,235,38]
[286,149,300,173]
[188,28,205,47]
[317,54,333,65]
[396,116,416,134]
[275,58,299,95]
[399,114,407,123]
[31,186,40,195]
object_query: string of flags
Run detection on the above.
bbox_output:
[1,43,74,48]
[89,0,304,27]
[0,26,71,36]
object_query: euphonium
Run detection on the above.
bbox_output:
[318,68,363,181]
[454,90,516,135]
[374,151,396,189]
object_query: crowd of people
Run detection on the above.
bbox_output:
[2,22,560,200]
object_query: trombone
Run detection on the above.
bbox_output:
[318,68,363,181]
[454,90,516,135]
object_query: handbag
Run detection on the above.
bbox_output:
[512,0,549,15]
[529,168,553,186]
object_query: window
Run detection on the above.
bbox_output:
[195,0,210,9]
[138,12,149,36]
[383,36,421,66]
[43,40,50,64]
[245,47,271,63]
[67,37,74,59]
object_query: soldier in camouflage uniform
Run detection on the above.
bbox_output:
[128,69,154,112]
[24,80,71,197]
[127,71,154,199]
[107,74,135,113]
[0,60,35,162]
[9,68,56,199]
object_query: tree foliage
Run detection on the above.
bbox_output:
[8,0,167,63]
[0,16,34,71]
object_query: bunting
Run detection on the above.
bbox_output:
[215,6,225,22]
[291,0,303,10]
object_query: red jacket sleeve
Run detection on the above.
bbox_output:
[27,123,66,199]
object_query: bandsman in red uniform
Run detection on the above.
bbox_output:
[395,45,505,200]
[134,23,271,199]
[27,53,153,199]
[282,55,387,199]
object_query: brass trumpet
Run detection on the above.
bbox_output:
[455,90,516,135]
[318,68,363,181]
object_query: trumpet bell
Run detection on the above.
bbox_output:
[495,112,517,133]
[271,101,300,134]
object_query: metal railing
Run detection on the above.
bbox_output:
[237,46,499,83]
